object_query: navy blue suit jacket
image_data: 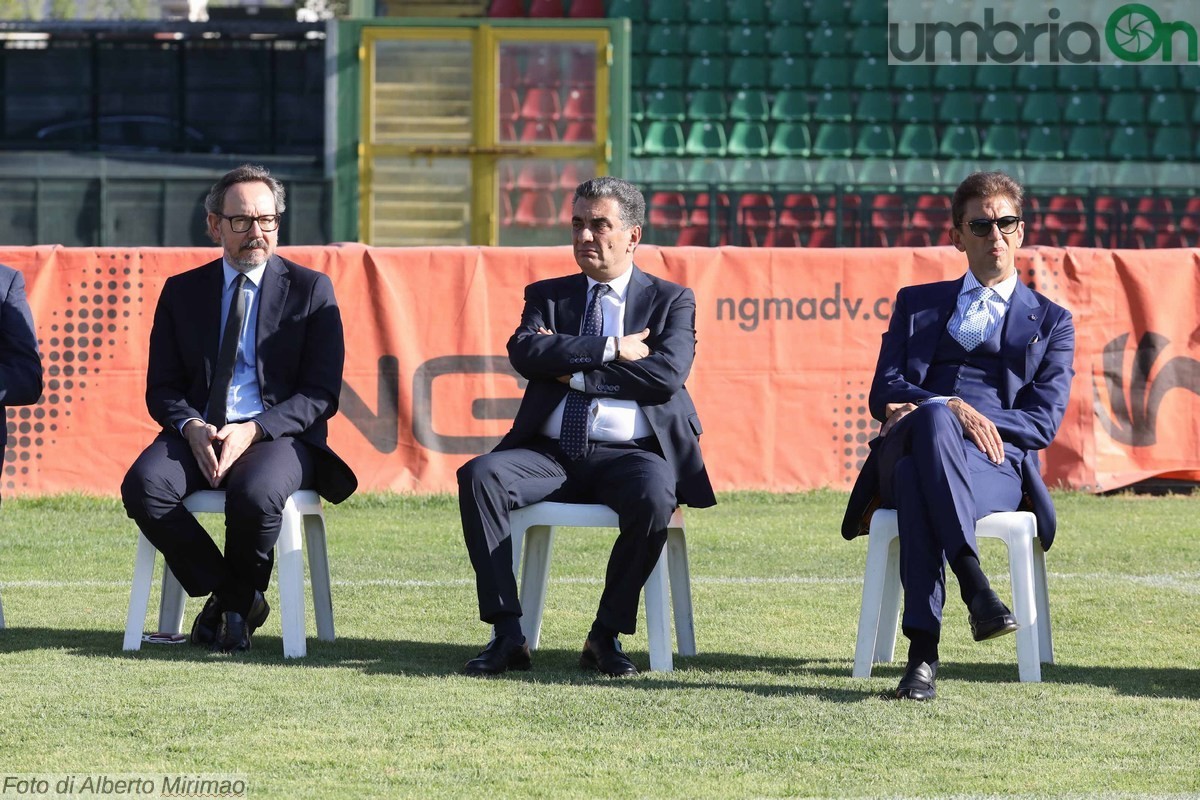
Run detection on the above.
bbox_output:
[843,276,1075,549]
[145,255,357,503]
[0,264,43,467]
[497,265,716,509]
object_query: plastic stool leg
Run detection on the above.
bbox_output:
[305,513,335,642]
[666,527,696,656]
[875,534,903,664]
[518,525,555,650]
[277,500,307,658]
[1007,536,1041,682]
[158,566,187,634]
[853,523,894,677]
[644,547,673,672]
[124,534,159,651]
[1033,542,1053,664]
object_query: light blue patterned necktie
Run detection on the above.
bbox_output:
[559,283,609,459]
[955,286,996,351]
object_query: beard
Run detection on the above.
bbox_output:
[230,238,270,271]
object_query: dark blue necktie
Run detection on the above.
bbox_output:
[207,273,246,428]
[559,283,609,460]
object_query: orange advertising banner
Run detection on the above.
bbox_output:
[0,244,1196,498]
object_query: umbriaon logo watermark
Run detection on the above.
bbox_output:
[888,0,1200,64]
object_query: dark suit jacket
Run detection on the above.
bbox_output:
[0,264,43,460]
[145,255,357,503]
[496,265,716,509]
[843,276,1075,549]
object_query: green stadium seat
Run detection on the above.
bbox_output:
[769,122,812,157]
[813,91,853,122]
[979,92,1019,124]
[1065,126,1107,160]
[728,159,773,188]
[685,120,728,156]
[642,120,685,155]
[727,120,770,156]
[728,0,767,24]
[1152,127,1191,161]
[686,89,727,121]
[768,56,809,89]
[981,124,1023,158]
[933,63,974,91]
[644,89,686,121]
[647,0,685,23]
[1014,63,1052,92]
[811,57,852,89]
[939,124,981,158]
[729,89,770,121]
[897,123,938,158]
[1105,94,1145,126]
[1021,94,1061,126]
[629,121,644,155]
[727,56,767,88]
[850,0,887,25]
[686,0,726,24]
[1097,65,1139,92]
[896,91,936,123]
[900,160,942,193]
[1109,126,1150,160]
[857,159,899,190]
[644,56,684,89]
[973,64,1014,91]
[631,91,645,120]
[1148,93,1189,126]
[1056,65,1096,91]
[810,25,851,57]
[766,0,805,25]
[851,57,890,90]
[1024,126,1065,160]
[686,56,725,89]
[855,91,894,124]
[1181,67,1200,90]
[606,0,645,21]
[1063,92,1102,125]
[728,25,768,57]
[770,89,811,122]
[686,25,726,57]
[645,23,686,55]
[642,158,687,187]
[890,64,933,91]
[849,25,885,57]
[768,26,809,57]
[808,0,849,22]
[685,158,727,186]
[1139,66,1180,92]
[855,123,896,157]
[812,123,854,158]
[814,160,855,186]
[937,91,979,124]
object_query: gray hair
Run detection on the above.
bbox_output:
[572,176,645,230]
[204,163,286,216]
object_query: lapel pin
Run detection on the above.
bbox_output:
[1028,314,1037,320]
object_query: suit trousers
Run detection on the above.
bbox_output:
[121,431,316,615]
[875,403,1022,636]
[458,436,677,635]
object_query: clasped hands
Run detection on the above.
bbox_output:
[880,397,1005,464]
[183,419,263,487]
[536,326,651,384]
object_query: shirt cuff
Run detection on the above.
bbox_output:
[602,336,617,363]
[921,396,953,405]
[178,417,204,435]
[569,372,585,392]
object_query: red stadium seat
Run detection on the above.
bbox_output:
[910,194,952,241]
[737,192,775,246]
[896,229,933,247]
[500,192,514,226]
[499,88,521,122]
[649,191,689,228]
[489,0,525,16]
[516,161,558,191]
[557,192,575,225]
[777,193,821,231]
[520,121,559,142]
[561,120,595,142]
[675,226,727,246]
[499,161,518,190]
[689,192,731,231]
[521,47,562,87]
[562,87,595,120]
[568,0,605,16]
[762,228,802,247]
[1154,231,1191,248]
[528,0,564,16]
[807,228,854,247]
[1132,196,1176,233]
[860,229,891,247]
[1177,197,1200,235]
[514,190,558,226]
[1043,195,1086,231]
[869,193,906,230]
[520,86,562,121]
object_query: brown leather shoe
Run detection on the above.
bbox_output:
[463,635,532,676]
[579,635,638,677]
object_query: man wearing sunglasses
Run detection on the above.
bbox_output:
[122,164,357,653]
[843,171,1075,701]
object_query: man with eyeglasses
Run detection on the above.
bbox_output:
[122,164,356,653]
[842,171,1075,701]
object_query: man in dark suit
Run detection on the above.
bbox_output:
[122,164,356,653]
[843,171,1075,700]
[459,177,715,677]
[0,263,43,481]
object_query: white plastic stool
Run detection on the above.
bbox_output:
[123,489,334,658]
[509,501,695,672]
[0,588,5,628]
[853,509,1053,682]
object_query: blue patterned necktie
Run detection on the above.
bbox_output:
[955,286,996,351]
[559,283,609,459]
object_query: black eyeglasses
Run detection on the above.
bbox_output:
[215,213,281,233]
[965,216,1021,237]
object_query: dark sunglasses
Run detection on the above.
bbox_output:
[966,216,1021,237]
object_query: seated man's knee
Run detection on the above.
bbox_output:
[912,401,961,437]
[457,454,500,492]
[121,461,176,521]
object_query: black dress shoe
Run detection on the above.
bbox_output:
[190,594,222,647]
[968,588,1019,642]
[214,611,251,653]
[246,590,270,635]
[579,636,638,677]
[463,635,532,676]
[892,660,937,701]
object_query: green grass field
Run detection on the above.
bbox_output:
[0,491,1197,799]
